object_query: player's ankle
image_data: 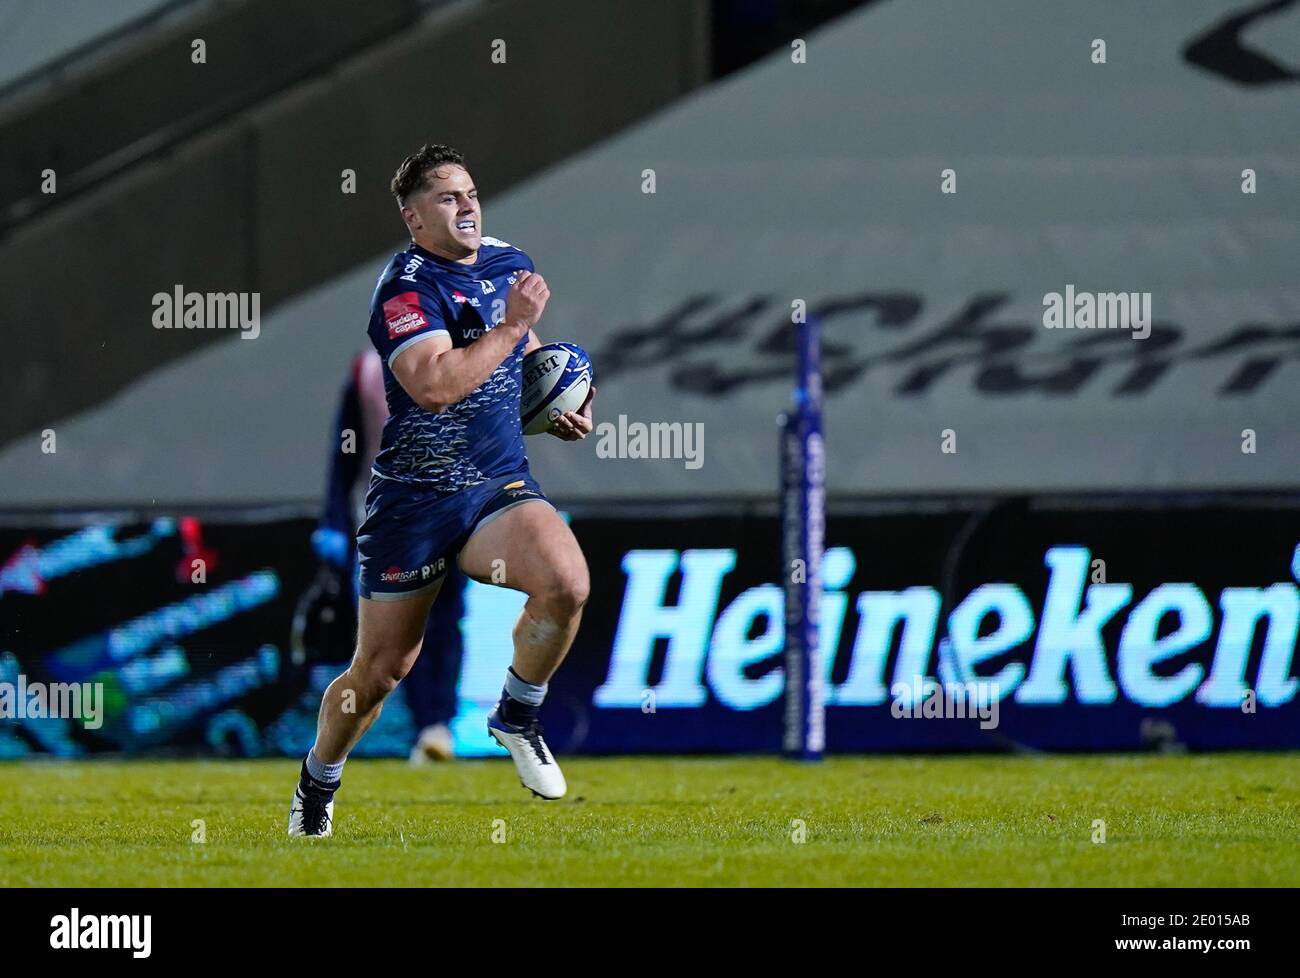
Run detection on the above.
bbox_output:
[303,750,345,789]
[497,693,539,728]
[498,667,545,726]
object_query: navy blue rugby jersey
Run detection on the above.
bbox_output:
[366,237,535,492]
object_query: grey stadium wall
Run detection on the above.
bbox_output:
[0,0,1296,507]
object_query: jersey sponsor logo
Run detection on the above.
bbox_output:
[379,557,445,585]
[452,290,481,308]
[399,254,425,283]
[383,291,428,339]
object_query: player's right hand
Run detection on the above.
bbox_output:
[504,270,549,333]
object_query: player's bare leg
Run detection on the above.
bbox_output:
[315,587,441,759]
[289,585,440,837]
[458,499,589,798]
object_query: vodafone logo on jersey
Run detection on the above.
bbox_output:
[383,291,428,339]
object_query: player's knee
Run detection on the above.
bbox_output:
[540,570,589,621]
[353,654,412,700]
[569,571,591,612]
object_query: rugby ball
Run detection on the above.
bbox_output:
[521,342,593,435]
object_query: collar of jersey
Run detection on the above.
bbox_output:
[411,242,483,271]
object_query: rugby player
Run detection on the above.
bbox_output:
[290,144,593,837]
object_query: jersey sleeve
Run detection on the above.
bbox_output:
[369,278,450,369]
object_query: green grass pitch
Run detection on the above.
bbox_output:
[1,754,1296,886]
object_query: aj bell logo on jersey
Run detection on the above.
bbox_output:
[380,558,445,584]
[399,254,425,283]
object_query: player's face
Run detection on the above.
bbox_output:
[404,165,481,260]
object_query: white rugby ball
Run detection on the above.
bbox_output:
[520,342,593,436]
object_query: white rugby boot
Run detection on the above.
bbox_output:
[287,762,337,837]
[487,708,567,800]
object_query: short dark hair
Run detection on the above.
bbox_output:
[390,143,466,203]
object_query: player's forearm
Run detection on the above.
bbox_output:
[418,321,529,411]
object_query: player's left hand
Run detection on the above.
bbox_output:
[549,386,595,441]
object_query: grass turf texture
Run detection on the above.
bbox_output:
[0,754,1296,886]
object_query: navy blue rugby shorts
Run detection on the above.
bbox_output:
[357,471,551,600]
